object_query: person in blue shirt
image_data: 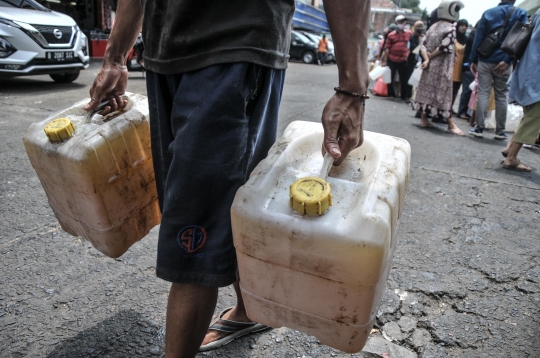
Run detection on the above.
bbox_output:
[468,0,528,139]
[502,9,540,172]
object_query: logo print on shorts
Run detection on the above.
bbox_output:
[177,225,207,254]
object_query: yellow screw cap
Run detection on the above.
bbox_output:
[44,118,76,143]
[290,176,332,216]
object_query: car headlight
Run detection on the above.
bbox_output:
[0,37,17,58]
[0,17,48,47]
[0,18,19,28]
[81,36,88,56]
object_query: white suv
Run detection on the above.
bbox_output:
[0,0,89,82]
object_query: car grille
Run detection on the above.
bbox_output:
[31,25,73,45]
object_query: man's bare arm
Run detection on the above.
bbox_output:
[84,0,143,113]
[321,0,371,165]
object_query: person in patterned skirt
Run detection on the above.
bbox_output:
[415,0,465,135]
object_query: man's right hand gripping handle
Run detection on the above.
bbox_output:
[83,0,143,115]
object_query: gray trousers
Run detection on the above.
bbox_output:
[475,61,512,133]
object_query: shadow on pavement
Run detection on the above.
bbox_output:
[494,165,539,183]
[464,135,509,148]
[47,310,164,358]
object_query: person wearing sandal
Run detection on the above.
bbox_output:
[414,1,465,136]
[502,9,540,172]
[84,1,371,357]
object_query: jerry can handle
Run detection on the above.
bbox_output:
[319,152,334,180]
[84,99,111,123]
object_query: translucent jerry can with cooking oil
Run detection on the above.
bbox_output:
[231,121,411,353]
[23,93,160,258]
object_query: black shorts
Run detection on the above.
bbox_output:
[146,63,285,287]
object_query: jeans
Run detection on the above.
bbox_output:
[458,70,474,116]
[476,61,512,133]
[387,59,409,99]
[317,52,326,65]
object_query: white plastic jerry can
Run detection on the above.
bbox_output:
[23,93,160,258]
[231,121,411,353]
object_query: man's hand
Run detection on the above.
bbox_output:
[470,62,477,76]
[321,94,365,166]
[83,0,142,115]
[492,61,509,76]
[322,0,370,165]
[83,61,128,115]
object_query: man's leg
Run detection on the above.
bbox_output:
[146,64,284,356]
[201,281,249,345]
[166,284,218,358]
[458,70,474,116]
[397,61,409,100]
[503,102,540,170]
[493,64,512,136]
[387,59,397,98]
[474,61,494,130]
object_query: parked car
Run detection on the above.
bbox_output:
[0,0,89,82]
[299,31,336,63]
[289,30,318,64]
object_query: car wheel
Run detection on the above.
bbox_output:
[302,51,315,64]
[50,70,80,83]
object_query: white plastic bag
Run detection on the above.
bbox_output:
[469,80,477,92]
[506,104,524,133]
[408,68,423,87]
[382,67,392,84]
[485,111,496,130]
[485,104,523,132]
[369,62,385,81]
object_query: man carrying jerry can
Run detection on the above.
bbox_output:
[84,0,371,356]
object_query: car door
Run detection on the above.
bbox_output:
[290,33,305,59]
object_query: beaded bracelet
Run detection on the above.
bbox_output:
[334,87,370,101]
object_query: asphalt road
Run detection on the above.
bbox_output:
[1,61,539,358]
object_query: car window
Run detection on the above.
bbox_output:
[303,33,320,43]
[292,32,312,44]
[0,0,48,10]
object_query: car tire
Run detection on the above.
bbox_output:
[50,70,80,83]
[302,51,315,64]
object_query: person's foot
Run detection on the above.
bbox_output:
[418,121,435,127]
[447,126,465,136]
[502,158,532,172]
[201,306,252,346]
[469,126,483,137]
[494,132,509,140]
[457,113,471,120]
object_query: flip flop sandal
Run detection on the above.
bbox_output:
[199,307,271,352]
[501,159,532,172]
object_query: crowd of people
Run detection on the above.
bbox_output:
[373,0,540,171]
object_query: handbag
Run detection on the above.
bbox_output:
[501,14,536,58]
[478,7,516,58]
